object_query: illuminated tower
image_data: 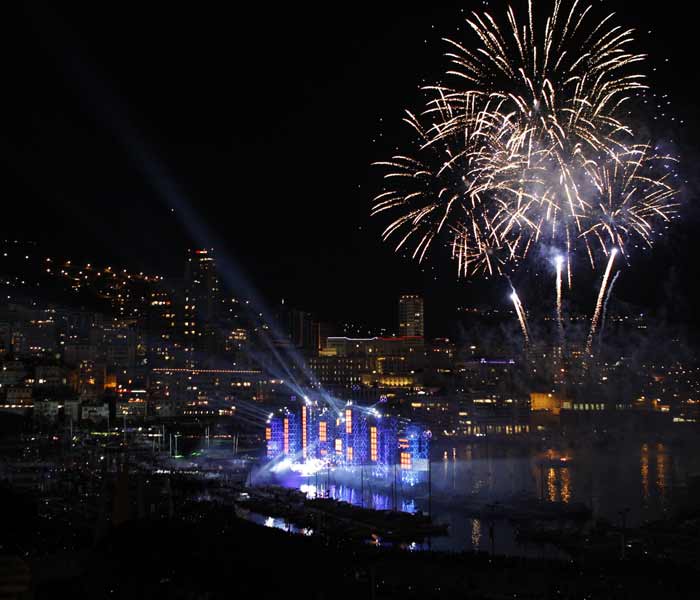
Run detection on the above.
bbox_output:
[182,249,221,366]
[352,408,370,465]
[316,410,334,458]
[400,424,431,486]
[343,405,354,464]
[339,403,370,466]
[266,417,285,459]
[146,284,178,367]
[398,294,424,337]
[184,249,221,321]
[301,403,320,460]
[266,409,301,459]
[283,411,300,457]
[377,417,399,469]
[369,423,379,463]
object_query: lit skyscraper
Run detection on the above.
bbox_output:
[184,249,220,323]
[398,294,424,337]
[182,249,221,366]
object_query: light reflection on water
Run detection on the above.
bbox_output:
[641,443,650,505]
[656,443,667,503]
[428,441,691,527]
[253,440,698,556]
[547,467,558,502]
[561,468,571,503]
[298,483,417,513]
[470,518,481,548]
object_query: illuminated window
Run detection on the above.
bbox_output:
[319,421,327,442]
[345,408,352,434]
[335,438,342,455]
[301,406,307,457]
[346,447,353,462]
[283,418,289,455]
[400,452,412,470]
[370,426,378,462]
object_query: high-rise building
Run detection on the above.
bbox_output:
[182,249,221,366]
[287,308,315,351]
[184,249,221,324]
[274,301,316,353]
[398,294,424,338]
[146,283,179,367]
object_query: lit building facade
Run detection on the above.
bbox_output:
[398,294,424,338]
[182,249,221,367]
[148,366,261,417]
[265,400,430,485]
[311,335,425,390]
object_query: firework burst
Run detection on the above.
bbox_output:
[373,0,678,280]
[581,144,679,259]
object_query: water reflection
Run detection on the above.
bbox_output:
[560,468,571,504]
[641,443,649,501]
[547,468,557,502]
[656,443,667,501]
[470,518,481,548]
[299,482,416,513]
[255,439,699,556]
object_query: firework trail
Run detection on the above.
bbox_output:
[598,270,621,351]
[586,248,618,355]
[555,255,565,346]
[373,0,678,280]
[510,288,530,345]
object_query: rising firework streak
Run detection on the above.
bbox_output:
[555,255,565,347]
[586,248,618,355]
[599,270,622,351]
[510,289,530,346]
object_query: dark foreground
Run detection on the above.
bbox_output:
[2,490,697,600]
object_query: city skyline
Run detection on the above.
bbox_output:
[0,240,431,339]
[1,2,699,336]
[2,3,700,598]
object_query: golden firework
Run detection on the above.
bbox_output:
[373,0,678,279]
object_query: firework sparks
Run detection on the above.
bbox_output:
[598,270,621,351]
[373,0,677,279]
[510,288,530,345]
[581,145,679,259]
[586,248,618,355]
[555,254,565,346]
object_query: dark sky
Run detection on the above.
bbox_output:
[1,1,699,336]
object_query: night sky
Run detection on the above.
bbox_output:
[1,1,699,336]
